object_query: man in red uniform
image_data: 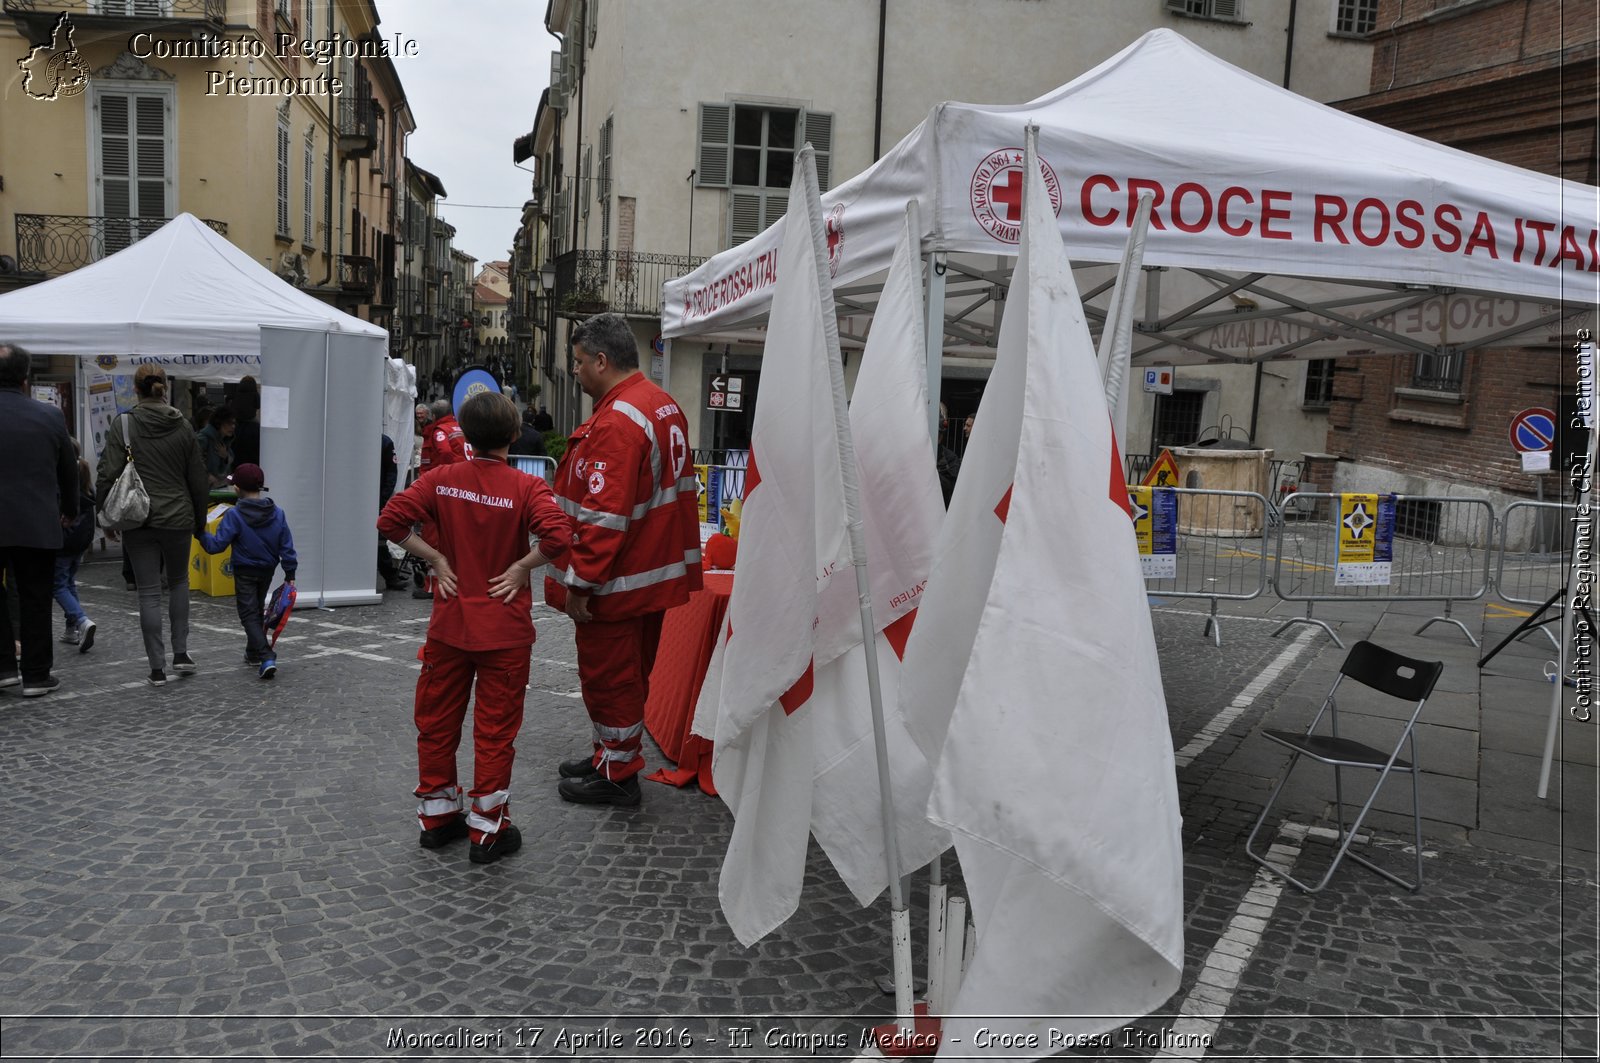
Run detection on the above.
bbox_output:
[419,398,468,472]
[379,391,572,863]
[412,399,470,599]
[546,313,702,807]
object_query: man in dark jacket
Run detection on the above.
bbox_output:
[0,343,78,697]
[376,434,407,590]
[507,412,547,458]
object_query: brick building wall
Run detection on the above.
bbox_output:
[1326,0,1596,502]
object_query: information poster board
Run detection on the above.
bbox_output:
[1130,485,1178,579]
[1334,492,1396,586]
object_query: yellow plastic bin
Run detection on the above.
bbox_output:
[189,503,236,597]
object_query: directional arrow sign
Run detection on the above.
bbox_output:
[707,372,747,412]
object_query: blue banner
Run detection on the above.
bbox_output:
[451,367,501,413]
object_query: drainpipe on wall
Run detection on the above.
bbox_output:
[318,0,334,286]
[873,0,887,160]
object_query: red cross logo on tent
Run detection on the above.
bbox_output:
[824,204,846,278]
[970,147,1062,244]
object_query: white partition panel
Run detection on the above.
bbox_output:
[259,326,384,608]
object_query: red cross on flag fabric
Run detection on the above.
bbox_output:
[694,160,950,946]
[902,132,1183,1055]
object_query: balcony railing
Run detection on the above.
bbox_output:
[338,254,376,296]
[3,0,225,27]
[411,313,439,337]
[14,213,227,276]
[338,97,380,157]
[553,249,705,320]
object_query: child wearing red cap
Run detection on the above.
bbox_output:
[199,462,297,679]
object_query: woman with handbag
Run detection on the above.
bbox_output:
[96,364,208,687]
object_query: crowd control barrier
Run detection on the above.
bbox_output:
[1130,486,1269,647]
[508,454,557,481]
[1270,493,1495,649]
[1484,500,1576,657]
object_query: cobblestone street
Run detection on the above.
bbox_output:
[0,554,1594,1060]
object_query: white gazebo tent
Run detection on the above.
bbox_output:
[664,29,1598,389]
[0,213,389,607]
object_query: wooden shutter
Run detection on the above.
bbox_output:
[276,113,291,236]
[303,132,314,245]
[802,109,833,192]
[599,116,613,254]
[1210,0,1239,17]
[697,103,732,188]
[729,189,787,247]
[582,144,592,219]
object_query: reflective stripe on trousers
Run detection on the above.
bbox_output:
[574,612,665,782]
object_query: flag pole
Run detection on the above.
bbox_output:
[798,147,916,1036]
[1098,191,1155,444]
[922,236,951,1023]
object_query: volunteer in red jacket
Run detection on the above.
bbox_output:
[546,313,702,807]
[379,391,572,864]
[418,398,468,472]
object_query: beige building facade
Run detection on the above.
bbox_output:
[530,0,1377,458]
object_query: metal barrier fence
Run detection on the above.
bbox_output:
[1489,500,1576,654]
[1271,493,1495,649]
[508,454,557,481]
[1134,487,1269,647]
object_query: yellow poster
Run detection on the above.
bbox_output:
[695,464,709,523]
[1335,493,1395,586]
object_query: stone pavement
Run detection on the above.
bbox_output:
[0,550,1594,1061]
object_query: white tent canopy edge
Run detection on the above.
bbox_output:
[0,214,388,608]
[661,30,1599,366]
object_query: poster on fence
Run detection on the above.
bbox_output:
[695,463,723,544]
[1130,485,1178,579]
[1335,492,1396,586]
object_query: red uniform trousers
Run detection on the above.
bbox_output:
[413,639,530,844]
[574,611,665,781]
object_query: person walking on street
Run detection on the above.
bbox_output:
[376,435,408,591]
[97,364,208,687]
[378,391,573,864]
[198,463,296,680]
[54,450,96,654]
[545,313,702,807]
[0,343,79,698]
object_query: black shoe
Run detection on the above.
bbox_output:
[558,773,642,807]
[418,815,468,850]
[0,672,19,690]
[21,675,60,698]
[148,670,168,687]
[411,587,432,600]
[385,576,410,591]
[558,755,599,779]
[172,653,197,675]
[469,824,522,864]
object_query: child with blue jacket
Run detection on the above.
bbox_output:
[199,463,296,679]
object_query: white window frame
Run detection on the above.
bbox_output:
[86,80,175,223]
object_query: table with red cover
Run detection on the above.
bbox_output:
[643,572,733,795]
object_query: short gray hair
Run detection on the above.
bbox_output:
[429,398,453,420]
[571,312,639,370]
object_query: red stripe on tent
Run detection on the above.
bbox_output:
[995,484,1013,524]
[779,659,815,715]
[884,609,917,661]
[1108,422,1132,517]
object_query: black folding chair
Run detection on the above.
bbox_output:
[1245,640,1444,893]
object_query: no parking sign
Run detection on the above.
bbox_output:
[1508,407,1556,454]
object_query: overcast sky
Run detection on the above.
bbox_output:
[376,1,557,268]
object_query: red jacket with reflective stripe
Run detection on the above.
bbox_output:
[420,415,468,471]
[544,373,702,621]
[379,456,571,650]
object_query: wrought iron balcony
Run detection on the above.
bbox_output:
[553,249,705,320]
[412,313,439,337]
[338,254,376,296]
[14,213,227,276]
[4,0,225,44]
[338,96,381,158]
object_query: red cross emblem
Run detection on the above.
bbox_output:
[824,204,846,278]
[969,148,1062,244]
